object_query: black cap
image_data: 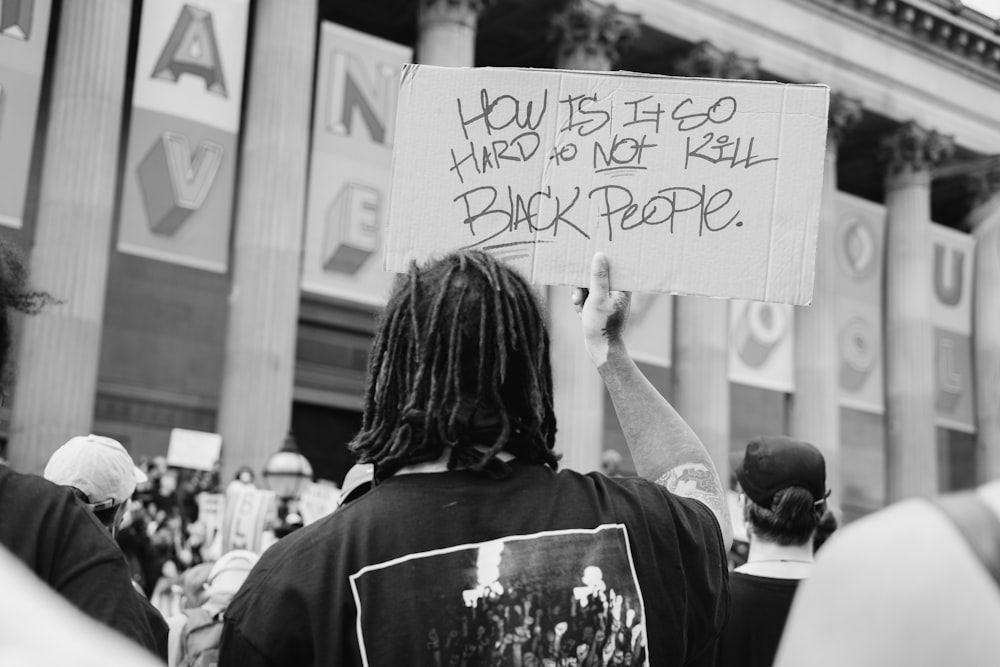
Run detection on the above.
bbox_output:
[734,435,827,508]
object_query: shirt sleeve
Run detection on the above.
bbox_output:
[219,620,279,667]
[47,493,165,658]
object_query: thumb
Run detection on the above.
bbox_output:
[589,252,611,301]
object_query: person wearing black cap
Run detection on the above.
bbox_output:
[716,435,829,667]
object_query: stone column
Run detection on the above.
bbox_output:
[670,43,760,477]
[791,93,862,507]
[216,0,316,483]
[879,122,954,501]
[548,0,639,472]
[967,161,1000,483]
[7,0,132,473]
[417,0,490,67]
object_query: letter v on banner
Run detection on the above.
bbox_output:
[117,0,249,272]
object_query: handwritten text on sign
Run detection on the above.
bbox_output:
[385,66,828,304]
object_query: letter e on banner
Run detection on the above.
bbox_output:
[0,0,33,41]
[324,182,381,274]
[152,4,227,97]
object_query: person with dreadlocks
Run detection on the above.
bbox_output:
[219,250,732,667]
[0,238,165,658]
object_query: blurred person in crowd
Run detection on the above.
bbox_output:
[0,239,163,657]
[167,550,259,667]
[220,251,732,666]
[226,465,256,497]
[44,433,170,659]
[0,544,164,667]
[43,434,147,539]
[715,436,828,667]
[775,479,1000,667]
[600,448,623,477]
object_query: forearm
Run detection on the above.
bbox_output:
[599,340,733,548]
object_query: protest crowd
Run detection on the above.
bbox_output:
[4,228,1000,667]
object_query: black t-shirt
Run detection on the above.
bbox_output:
[0,465,166,658]
[220,461,729,667]
[715,572,800,667]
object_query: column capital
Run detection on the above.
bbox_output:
[966,156,1000,208]
[828,92,862,146]
[419,0,493,30]
[550,0,641,71]
[879,121,955,183]
[672,41,760,80]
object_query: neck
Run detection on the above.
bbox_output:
[745,538,814,564]
[394,447,515,476]
[736,536,814,579]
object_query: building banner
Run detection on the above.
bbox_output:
[728,300,795,392]
[0,0,53,228]
[116,0,249,272]
[834,193,885,413]
[930,223,975,432]
[301,23,412,305]
[626,294,672,367]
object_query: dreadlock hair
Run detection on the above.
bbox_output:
[349,250,559,483]
[0,239,52,386]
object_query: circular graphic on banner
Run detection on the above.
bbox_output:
[836,215,878,282]
[734,302,787,368]
[838,316,877,391]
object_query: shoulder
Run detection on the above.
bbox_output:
[776,497,1000,667]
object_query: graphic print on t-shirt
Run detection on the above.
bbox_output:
[350,524,649,667]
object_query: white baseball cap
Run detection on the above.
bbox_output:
[44,435,143,511]
[206,549,260,597]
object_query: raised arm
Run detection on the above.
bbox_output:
[574,252,733,549]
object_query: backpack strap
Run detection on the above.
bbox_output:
[932,491,1000,591]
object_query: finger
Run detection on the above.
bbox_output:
[589,252,611,298]
[572,287,588,314]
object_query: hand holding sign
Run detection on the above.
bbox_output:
[574,252,631,367]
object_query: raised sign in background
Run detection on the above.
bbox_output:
[386,66,829,304]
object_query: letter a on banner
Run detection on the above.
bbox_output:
[152,4,227,97]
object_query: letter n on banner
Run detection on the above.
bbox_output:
[116,0,249,272]
[301,23,412,305]
[930,223,975,433]
[0,0,53,229]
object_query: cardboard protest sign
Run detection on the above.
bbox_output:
[298,480,341,525]
[166,428,223,471]
[386,66,829,304]
[196,492,225,544]
[222,488,276,554]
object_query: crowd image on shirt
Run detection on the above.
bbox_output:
[352,526,647,667]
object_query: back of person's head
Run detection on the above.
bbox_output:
[349,250,558,482]
[0,240,49,384]
[205,549,259,600]
[735,436,828,547]
[181,562,214,609]
[44,434,144,532]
